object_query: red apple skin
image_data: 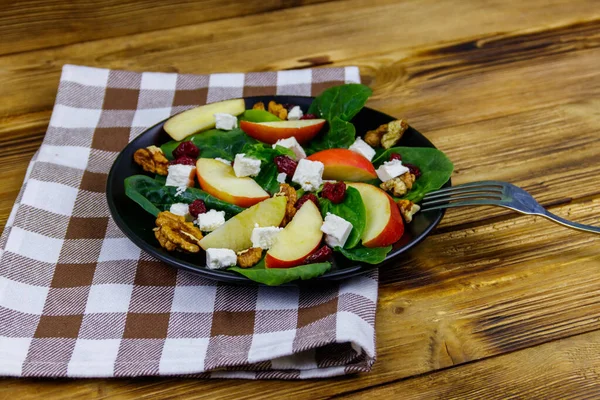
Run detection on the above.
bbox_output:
[265,243,321,269]
[306,149,377,181]
[240,119,326,144]
[362,193,405,248]
[196,170,269,208]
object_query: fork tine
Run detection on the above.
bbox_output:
[423,186,504,201]
[421,193,503,207]
[420,198,502,212]
[424,181,504,197]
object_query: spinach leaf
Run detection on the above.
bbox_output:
[308,84,373,122]
[336,245,392,264]
[318,186,365,249]
[372,147,454,203]
[242,143,295,194]
[229,258,331,286]
[161,128,257,160]
[124,175,244,217]
[305,117,356,154]
[239,109,281,123]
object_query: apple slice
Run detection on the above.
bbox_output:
[265,201,324,268]
[306,149,377,182]
[199,196,287,252]
[196,158,269,208]
[164,99,245,140]
[347,182,404,247]
[240,119,326,144]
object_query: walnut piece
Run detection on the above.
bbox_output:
[154,211,203,253]
[133,145,169,175]
[364,120,409,149]
[380,172,416,197]
[268,101,288,120]
[396,199,421,223]
[381,119,409,149]
[275,183,297,227]
[252,101,265,111]
[237,247,263,268]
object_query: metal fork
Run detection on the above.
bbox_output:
[420,181,600,234]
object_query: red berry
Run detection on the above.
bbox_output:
[404,163,421,178]
[188,199,207,218]
[389,153,402,161]
[274,155,298,176]
[300,114,317,120]
[173,141,199,159]
[295,193,320,210]
[305,245,333,263]
[320,181,346,204]
[170,156,196,166]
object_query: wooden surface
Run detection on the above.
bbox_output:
[1,0,600,398]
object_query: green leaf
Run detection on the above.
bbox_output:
[238,109,281,123]
[336,245,392,264]
[242,143,295,194]
[306,117,356,155]
[229,259,331,286]
[124,175,244,218]
[372,147,454,203]
[308,83,373,122]
[318,186,365,249]
[161,128,258,160]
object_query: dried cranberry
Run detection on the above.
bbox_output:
[173,141,200,159]
[170,156,196,166]
[305,245,333,263]
[404,163,422,178]
[295,193,320,210]
[300,114,317,120]
[321,181,346,204]
[274,155,298,176]
[188,199,207,218]
[389,153,402,161]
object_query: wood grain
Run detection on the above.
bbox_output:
[0,0,334,56]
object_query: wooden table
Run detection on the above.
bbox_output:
[2,1,600,398]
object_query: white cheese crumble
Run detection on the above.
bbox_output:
[196,209,225,232]
[292,159,324,192]
[169,203,191,221]
[251,226,283,249]
[287,106,304,121]
[214,113,238,130]
[206,248,237,270]
[166,164,195,188]
[273,136,306,160]
[276,172,287,183]
[349,137,376,161]
[233,153,261,177]
[376,159,409,182]
[320,213,353,248]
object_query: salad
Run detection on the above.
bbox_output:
[125,84,453,285]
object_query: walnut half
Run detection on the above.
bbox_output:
[364,119,409,149]
[268,101,288,120]
[154,211,203,253]
[133,145,169,175]
[237,247,263,268]
[275,183,297,227]
[380,172,416,197]
[396,200,421,223]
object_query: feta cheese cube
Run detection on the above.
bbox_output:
[277,172,287,183]
[349,137,376,161]
[215,157,232,166]
[320,213,353,248]
[206,248,237,270]
[251,226,283,249]
[287,106,304,121]
[273,136,306,160]
[233,153,261,177]
[196,209,225,232]
[165,164,195,188]
[169,203,191,221]
[214,113,238,130]
[292,159,324,192]
[376,159,409,182]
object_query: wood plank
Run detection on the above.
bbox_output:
[0,0,334,56]
[1,199,600,398]
[340,330,600,399]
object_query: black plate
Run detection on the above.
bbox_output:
[106,96,449,284]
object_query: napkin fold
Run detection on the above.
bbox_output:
[0,64,378,378]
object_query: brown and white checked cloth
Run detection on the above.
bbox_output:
[0,64,378,379]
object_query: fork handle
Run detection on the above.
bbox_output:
[540,211,600,234]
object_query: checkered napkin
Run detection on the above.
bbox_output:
[0,65,378,378]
